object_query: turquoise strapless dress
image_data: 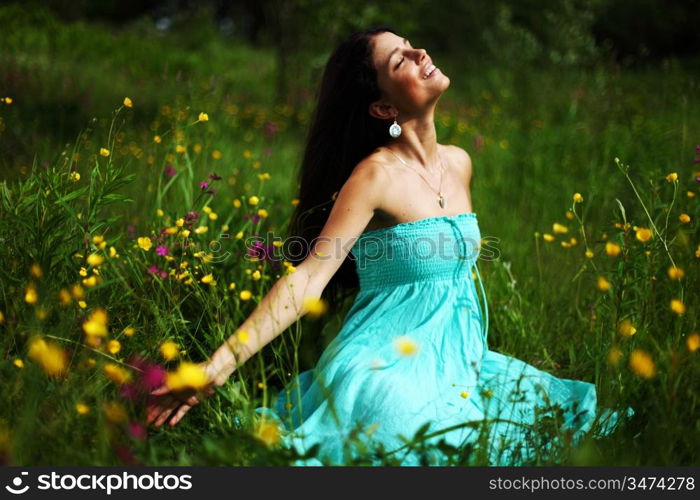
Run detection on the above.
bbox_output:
[255,213,631,465]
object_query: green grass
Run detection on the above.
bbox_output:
[0,5,698,466]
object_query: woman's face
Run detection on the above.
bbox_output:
[370,31,449,117]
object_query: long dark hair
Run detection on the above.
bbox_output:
[285,25,397,312]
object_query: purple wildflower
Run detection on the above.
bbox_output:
[156,245,169,257]
[164,164,176,178]
[206,188,217,196]
[128,421,148,441]
[147,265,159,275]
[199,181,210,190]
[208,172,222,181]
[126,225,136,240]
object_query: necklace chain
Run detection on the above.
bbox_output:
[383,147,446,209]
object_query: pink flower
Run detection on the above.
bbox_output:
[156,245,169,256]
[199,181,210,190]
[147,265,159,275]
[128,421,148,441]
[164,164,176,178]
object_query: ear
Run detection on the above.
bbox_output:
[368,100,396,121]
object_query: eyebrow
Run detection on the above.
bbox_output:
[387,38,409,68]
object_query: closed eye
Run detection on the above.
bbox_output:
[396,57,404,69]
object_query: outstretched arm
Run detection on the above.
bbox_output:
[147,160,388,427]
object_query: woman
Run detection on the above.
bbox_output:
[147,26,630,465]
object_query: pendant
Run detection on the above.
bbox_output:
[438,193,445,209]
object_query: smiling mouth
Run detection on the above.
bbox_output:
[423,64,439,79]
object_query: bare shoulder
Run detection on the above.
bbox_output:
[443,144,472,187]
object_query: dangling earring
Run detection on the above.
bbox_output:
[389,116,402,138]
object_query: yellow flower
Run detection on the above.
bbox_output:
[394,335,419,356]
[243,150,252,159]
[573,193,583,203]
[635,227,652,242]
[629,349,656,379]
[618,319,637,337]
[175,144,186,154]
[460,391,469,399]
[208,212,218,220]
[291,198,299,206]
[565,210,574,220]
[166,362,208,391]
[3,97,13,104]
[107,339,121,354]
[193,143,202,154]
[30,263,42,278]
[252,270,261,280]
[75,403,90,415]
[175,217,184,227]
[597,276,611,291]
[99,148,110,157]
[180,229,190,238]
[123,326,136,337]
[78,300,87,309]
[303,296,328,317]
[670,298,686,315]
[198,112,209,122]
[28,338,66,377]
[679,213,691,223]
[25,284,38,304]
[258,172,271,180]
[686,333,699,353]
[585,249,594,258]
[257,209,268,218]
[13,359,24,369]
[696,245,700,258]
[605,241,621,256]
[82,275,98,287]
[71,284,85,299]
[239,290,253,301]
[137,237,153,251]
[233,199,242,208]
[103,362,131,385]
[83,308,108,337]
[248,195,259,206]
[667,266,684,280]
[666,172,678,182]
[70,171,81,182]
[235,231,243,239]
[607,346,622,366]
[194,226,208,234]
[86,253,104,267]
[103,401,127,423]
[200,273,216,285]
[123,97,133,108]
[79,267,88,277]
[542,233,555,242]
[160,341,179,360]
[552,223,568,234]
[228,282,236,290]
[234,329,249,344]
[211,150,222,160]
[254,419,281,446]
[109,246,119,258]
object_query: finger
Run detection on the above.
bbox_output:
[150,385,170,396]
[148,396,176,426]
[169,404,192,426]
[154,404,177,427]
[146,396,170,424]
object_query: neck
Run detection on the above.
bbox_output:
[385,109,439,169]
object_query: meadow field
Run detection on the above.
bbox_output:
[0,6,698,466]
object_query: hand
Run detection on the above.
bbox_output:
[146,361,222,428]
